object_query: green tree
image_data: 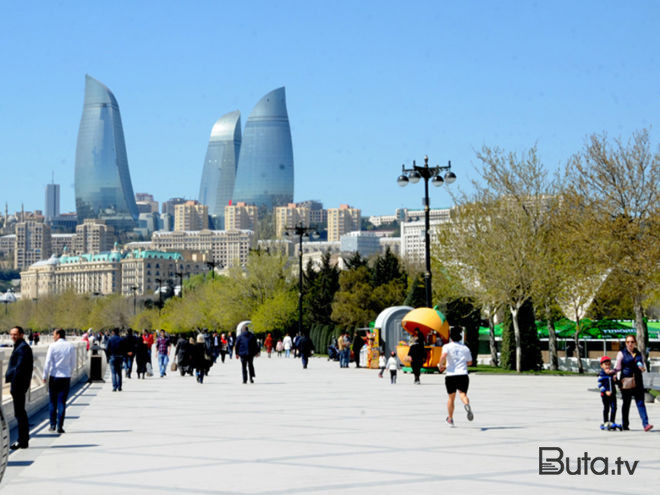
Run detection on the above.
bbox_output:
[303,251,340,327]
[567,129,660,364]
[331,266,376,327]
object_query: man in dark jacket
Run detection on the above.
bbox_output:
[235,328,259,383]
[5,326,34,449]
[105,329,125,391]
[298,334,315,369]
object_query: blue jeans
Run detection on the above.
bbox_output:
[285,349,291,358]
[124,355,134,377]
[622,388,650,428]
[158,353,169,377]
[48,377,70,430]
[109,356,123,391]
[340,349,350,367]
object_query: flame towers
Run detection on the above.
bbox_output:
[232,87,294,209]
[198,110,242,226]
[198,88,294,220]
[74,75,139,230]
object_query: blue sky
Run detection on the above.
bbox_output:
[1,1,658,216]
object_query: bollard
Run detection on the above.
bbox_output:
[88,344,105,382]
[0,404,8,483]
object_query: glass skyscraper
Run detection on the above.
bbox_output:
[74,75,139,230]
[232,87,294,209]
[198,110,241,228]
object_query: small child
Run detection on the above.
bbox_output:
[597,356,619,430]
[386,351,400,384]
[275,340,283,357]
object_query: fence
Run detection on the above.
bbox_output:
[0,341,90,427]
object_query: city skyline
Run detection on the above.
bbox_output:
[1,2,658,217]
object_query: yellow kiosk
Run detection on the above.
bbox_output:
[396,307,450,371]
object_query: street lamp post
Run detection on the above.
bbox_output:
[2,289,16,316]
[284,222,319,337]
[175,270,184,298]
[130,286,139,315]
[397,155,456,308]
[155,277,163,313]
[205,260,218,279]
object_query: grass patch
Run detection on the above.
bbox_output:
[469,364,582,376]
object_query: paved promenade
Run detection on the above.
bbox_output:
[1,356,658,494]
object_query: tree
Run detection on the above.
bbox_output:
[331,266,376,328]
[251,288,298,334]
[567,129,660,364]
[436,145,555,371]
[403,274,426,308]
[303,251,340,327]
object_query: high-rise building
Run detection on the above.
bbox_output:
[135,193,159,214]
[232,87,294,210]
[73,219,115,254]
[198,111,241,228]
[224,202,258,231]
[14,221,51,270]
[297,200,326,227]
[275,203,310,238]
[45,183,60,221]
[74,75,139,231]
[174,201,208,231]
[327,204,361,242]
[161,197,187,216]
[51,233,75,256]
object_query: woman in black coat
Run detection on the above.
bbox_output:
[135,340,149,379]
[192,334,211,383]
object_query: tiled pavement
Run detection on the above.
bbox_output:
[1,355,658,494]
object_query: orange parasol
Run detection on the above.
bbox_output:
[401,307,450,343]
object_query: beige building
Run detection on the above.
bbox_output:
[73,219,115,254]
[152,229,253,268]
[21,250,122,299]
[120,250,206,296]
[20,248,206,299]
[275,203,311,238]
[174,201,208,231]
[15,221,51,270]
[327,204,361,242]
[224,202,258,231]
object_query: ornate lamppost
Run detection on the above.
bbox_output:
[397,155,456,308]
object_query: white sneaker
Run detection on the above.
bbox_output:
[446,417,455,427]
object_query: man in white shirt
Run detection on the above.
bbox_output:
[43,328,76,433]
[438,327,474,426]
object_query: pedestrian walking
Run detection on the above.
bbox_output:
[156,330,171,377]
[386,351,400,384]
[135,339,149,379]
[5,326,33,449]
[298,333,315,369]
[283,333,292,358]
[105,328,125,392]
[438,327,474,426]
[235,327,259,383]
[406,329,427,384]
[276,339,283,357]
[193,334,211,383]
[614,335,653,432]
[43,328,76,433]
[123,329,139,379]
[265,333,273,358]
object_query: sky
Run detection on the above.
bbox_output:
[1,1,658,217]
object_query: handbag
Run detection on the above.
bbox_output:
[621,376,636,390]
[171,362,178,372]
